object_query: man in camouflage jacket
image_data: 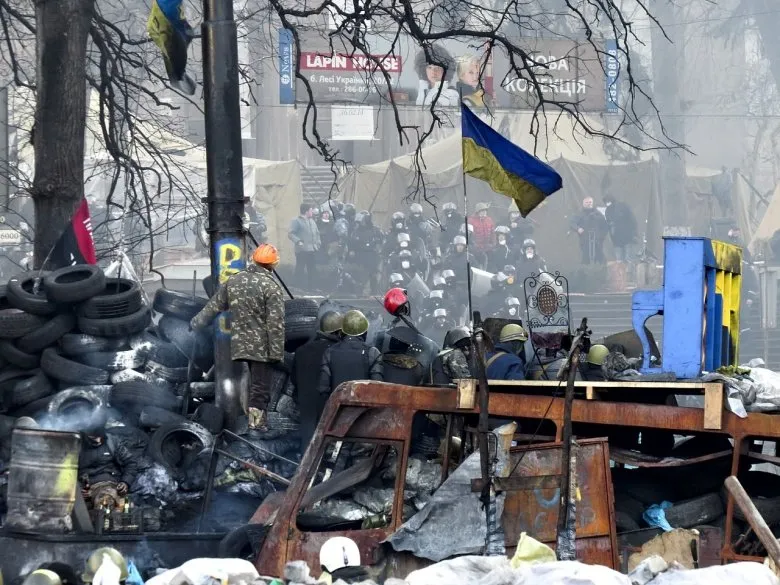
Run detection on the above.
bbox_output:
[191,244,285,418]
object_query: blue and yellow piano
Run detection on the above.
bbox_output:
[632,237,742,378]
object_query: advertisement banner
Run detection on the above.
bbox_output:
[278,28,295,105]
[494,39,606,111]
[294,31,494,109]
[331,105,375,140]
[605,39,619,113]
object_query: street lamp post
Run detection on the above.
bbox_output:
[202,0,246,429]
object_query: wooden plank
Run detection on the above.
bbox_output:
[703,383,724,430]
[487,379,723,393]
[471,474,561,493]
[586,385,596,400]
[725,476,780,568]
[456,378,476,409]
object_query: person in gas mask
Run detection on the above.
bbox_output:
[482,271,511,315]
[508,209,534,252]
[348,211,385,294]
[488,226,512,273]
[428,308,455,342]
[485,324,528,380]
[429,326,472,384]
[570,197,608,264]
[442,235,468,276]
[318,310,383,399]
[516,238,547,278]
[441,202,464,237]
[408,202,432,250]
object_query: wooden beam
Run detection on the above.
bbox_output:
[471,474,561,493]
[703,383,724,430]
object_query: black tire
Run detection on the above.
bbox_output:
[74,349,146,372]
[110,381,180,412]
[664,492,724,529]
[266,411,300,433]
[40,347,110,385]
[615,510,641,532]
[78,278,143,319]
[139,405,188,429]
[77,306,151,338]
[187,382,215,399]
[285,298,318,319]
[47,386,110,418]
[7,273,57,316]
[9,394,55,417]
[152,289,208,321]
[0,309,48,340]
[285,315,316,343]
[146,360,191,383]
[110,369,154,385]
[6,371,54,409]
[218,524,268,560]
[145,329,192,368]
[0,340,41,369]
[148,421,214,471]
[202,276,216,298]
[60,334,128,356]
[16,314,76,354]
[0,414,16,439]
[193,403,224,434]
[0,285,12,310]
[44,265,106,304]
[158,315,213,364]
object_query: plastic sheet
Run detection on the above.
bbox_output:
[387,452,505,562]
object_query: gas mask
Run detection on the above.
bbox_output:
[525,248,535,259]
[402,261,410,269]
[395,222,404,230]
[508,306,518,316]
[400,241,408,248]
[498,236,507,246]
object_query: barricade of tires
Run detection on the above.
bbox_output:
[0,267,309,526]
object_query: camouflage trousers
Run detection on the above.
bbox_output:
[247,360,274,411]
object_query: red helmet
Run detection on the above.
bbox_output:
[383,287,409,316]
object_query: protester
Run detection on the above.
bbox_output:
[318,537,367,585]
[318,310,383,399]
[488,225,512,273]
[485,324,528,380]
[603,195,637,263]
[570,197,609,264]
[288,202,322,289]
[581,344,608,381]
[516,238,547,278]
[429,326,472,384]
[191,244,285,427]
[293,311,343,449]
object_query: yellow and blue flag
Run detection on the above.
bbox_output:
[147,0,196,95]
[461,103,562,217]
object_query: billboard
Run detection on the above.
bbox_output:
[493,39,608,111]
[279,28,295,105]
[290,31,494,108]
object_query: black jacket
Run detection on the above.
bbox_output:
[318,337,383,397]
[604,201,637,247]
[571,208,609,241]
[293,332,341,449]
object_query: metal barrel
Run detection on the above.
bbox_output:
[6,428,81,532]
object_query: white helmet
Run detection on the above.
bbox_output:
[320,536,361,573]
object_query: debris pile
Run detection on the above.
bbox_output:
[0,266,312,532]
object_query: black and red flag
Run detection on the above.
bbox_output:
[50,199,97,268]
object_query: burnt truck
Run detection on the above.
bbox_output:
[236,372,768,578]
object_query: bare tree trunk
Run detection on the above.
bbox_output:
[31,0,93,267]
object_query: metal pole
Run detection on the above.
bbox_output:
[0,86,9,210]
[202,0,246,430]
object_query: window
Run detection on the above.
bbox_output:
[296,439,400,532]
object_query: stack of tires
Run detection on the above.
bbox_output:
[0,268,311,500]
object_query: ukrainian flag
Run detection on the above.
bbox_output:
[461,104,562,217]
[148,0,196,95]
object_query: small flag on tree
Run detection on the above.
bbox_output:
[50,199,97,268]
[147,0,196,95]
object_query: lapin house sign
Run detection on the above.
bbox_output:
[297,51,403,103]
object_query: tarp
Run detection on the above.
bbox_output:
[752,183,780,251]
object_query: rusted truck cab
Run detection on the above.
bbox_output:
[252,380,618,578]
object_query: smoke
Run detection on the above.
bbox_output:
[36,406,114,434]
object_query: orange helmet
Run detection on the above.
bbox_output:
[252,244,280,267]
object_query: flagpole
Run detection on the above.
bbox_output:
[460,100,475,327]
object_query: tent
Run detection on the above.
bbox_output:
[338,112,751,272]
